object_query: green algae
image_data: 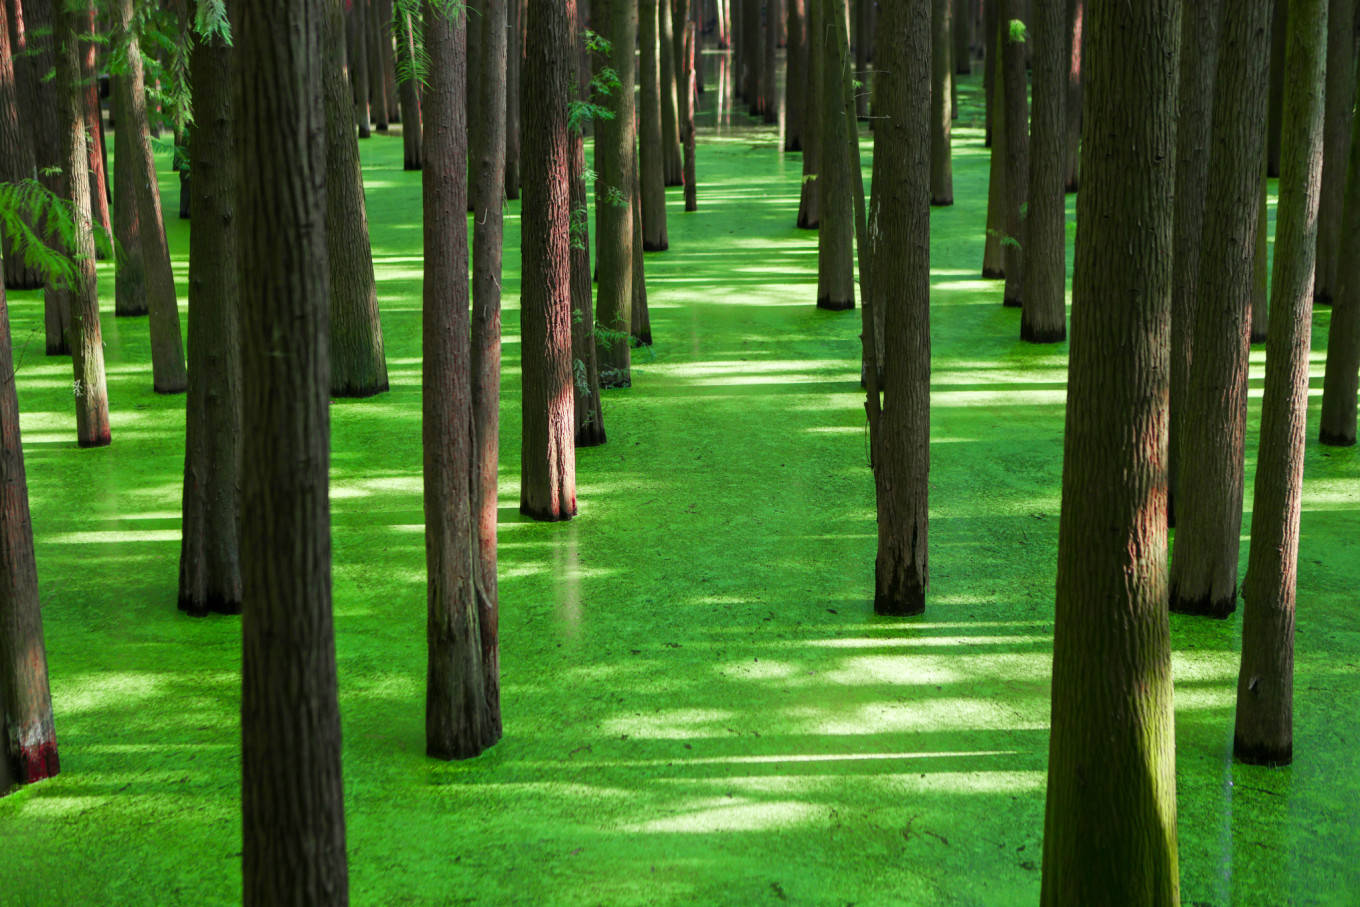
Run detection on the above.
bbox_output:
[0,68,1356,906]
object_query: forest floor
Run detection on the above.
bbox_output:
[1,62,1358,906]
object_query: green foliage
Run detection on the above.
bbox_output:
[601,185,627,209]
[570,205,589,252]
[393,0,467,88]
[0,178,113,290]
[1008,18,1028,43]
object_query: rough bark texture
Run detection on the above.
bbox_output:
[630,157,652,344]
[1319,62,1360,446]
[640,0,670,251]
[571,49,607,446]
[999,0,1027,308]
[506,0,522,198]
[0,271,58,794]
[1021,0,1066,342]
[79,5,110,250]
[763,0,779,124]
[981,10,1007,278]
[817,0,854,311]
[113,0,189,394]
[1039,2,1180,901]
[178,2,241,618]
[786,0,806,151]
[112,66,148,318]
[521,0,579,523]
[376,0,397,128]
[368,0,389,130]
[1168,0,1272,620]
[53,1,109,446]
[1266,0,1287,177]
[23,0,71,354]
[1235,0,1327,768]
[869,0,930,617]
[1168,0,1222,526]
[1064,0,1083,191]
[472,0,508,737]
[325,0,388,398]
[853,0,870,118]
[796,0,821,227]
[1314,0,1355,304]
[595,0,635,387]
[422,0,496,762]
[0,0,40,291]
[350,0,372,137]
[397,9,422,170]
[953,0,971,72]
[1251,167,1269,344]
[235,0,349,900]
[983,0,996,145]
[929,0,954,206]
[682,20,698,211]
[661,0,685,184]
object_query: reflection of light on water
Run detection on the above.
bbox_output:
[554,522,581,638]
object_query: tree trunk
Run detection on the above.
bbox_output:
[683,21,698,211]
[1314,0,1355,305]
[640,0,670,250]
[236,0,349,901]
[869,0,929,617]
[368,0,389,130]
[953,0,971,72]
[0,266,58,795]
[981,11,1006,278]
[422,0,496,762]
[506,0,522,199]
[377,0,397,127]
[631,155,652,344]
[521,0,579,523]
[0,0,40,290]
[1063,0,1082,191]
[571,28,606,446]
[1039,2,1180,900]
[1167,0,1273,620]
[1168,0,1223,527]
[1250,165,1269,344]
[594,0,635,387]
[112,66,148,318]
[397,8,422,170]
[763,0,779,124]
[853,0,870,119]
[1234,0,1327,768]
[817,0,853,310]
[113,0,189,395]
[983,0,996,145]
[786,0,806,151]
[1266,0,1287,176]
[1319,64,1360,446]
[1021,0,1065,342]
[79,5,110,248]
[796,0,821,227]
[179,1,241,618]
[1000,0,1027,308]
[325,0,389,398]
[351,0,372,137]
[661,0,685,183]
[929,0,954,206]
[53,0,109,446]
[472,0,508,736]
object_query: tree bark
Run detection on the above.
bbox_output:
[112,65,148,318]
[1021,0,1065,342]
[53,0,109,446]
[929,0,954,206]
[571,19,606,446]
[1314,0,1355,304]
[786,0,806,151]
[179,2,241,619]
[869,0,930,617]
[236,0,349,900]
[953,0,971,73]
[1039,2,1180,901]
[1266,0,1287,176]
[1250,165,1269,344]
[999,0,1027,308]
[397,8,422,170]
[0,266,58,795]
[853,0,870,119]
[682,20,698,211]
[79,5,110,249]
[796,0,821,227]
[631,155,652,344]
[368,0,389,130]
[817,0,854,310]
[350,0,372,137]
[983,0,996,145]
[114,0,189,394]
[640,0,670,251]
[594,0,635,387]
[981,10,1006,278]
[1167,0,1272,620]
[763,0,779,124]
[325,0,389,398]
[506,0,522,198]
[1168,0,1223,526]
[377,0,397,128]
[0,0,40,290]
[1319,63,1360,446]
[422,0,496,762]
[1063,0,1082,191]
[661,0,685,183]
[1234,0,1327,768]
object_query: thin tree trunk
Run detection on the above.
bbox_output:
[786,0,806,151]
[796,0,821,227]
[853,0,869,119]
[1266,0,1287,177]
[1234,0,1327,768]
[571,29,606,445]
[422,0,496,762]
[1314,0,1355,304]
[506,0,522,198]
[983,0,996,145]
[595,0,635,387]
[378,0,397,125]
[397,8,422,170]
[1021,0,1065,342]
[1063,0,1082,191]
[1251,165,1269,344]
[817,0,853,310]
[179,1,241,618]
[1168,0,1273,619]
[112,66,148,317]
[0,267,58,795]
[114,0,189,394]
[369,0,389,130]
[683,20,698,211]
[631,156,652,344]
[641,0,670,250]
[981,10,1006,278]
[1039,1,1180,899]
[1000,0,1027,308]
[930,0,954,206]
[351,0,372,137]
[953,0,971,73]
[661,0,685,183]
[326,0,389,398]
[79,5,110,247]
[763,0,779,124]
[1319,64,1360,446]
[21,0,69,353]
[236,0,349,901]
[0,0,40,290]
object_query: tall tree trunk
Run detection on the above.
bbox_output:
[0,0,40,290]
[640,0,670,250]
[1234,0,1327,768]
[1319,63,1360,446]
[1314,0,1355,305]
[682,20,699,211]
[326,0,389,398]
[571,20,606,446]
[1039,1,1180,900]
[53,0,109,446]
[595,0,635,387]
[351,0,372,137]
[472,0,507,737]
[521,0,578,523]
[179,1,241,618]
[817,0,854,310]
[397,8,422,170]
[1266,0,1287,176]
[869,0,929,616]
[981,10,1006,278]
[631,156,652,344]
[796,0,821,227]
[853,0,870,119]
[79,5,110,249]
[953,0,971,72]
[661,0,685,183]
[378,0,397,126]
[1250,164,1269,344]
[1167,0,1273,619]
[368,0,389,130]
[1063,0,1082,191]
[113,0,189,394]
[763,0,779,124]
[983,0,996,145]
[999,0,1027,308]
[786,0,806,151]
[112,66,148,318]
[1021,0,1066,342]
[422,0,496,762]
[506,0,522,199]
[930,0,954,206]
[0,265,58,795]
[1168,0,1223,526]
[236,0,349,900]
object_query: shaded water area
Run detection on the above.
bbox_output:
[0,67,1357,905]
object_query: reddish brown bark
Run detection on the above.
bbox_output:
[929,0,953,206]
[594,0,635,387]
[570,1,606,446]
[640,0,670,251]
[1021,0,1066,342]
[817,0,853,311]
[0,0,40,290]
[1319,64,1360,446]
[397,8,422,170]
[1314,0,1355,304]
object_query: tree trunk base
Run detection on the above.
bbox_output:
[331,380,390,399]
[115,304,149,317]
[817,296,854,312]
[664,177,683,188]
[632,330,653,346]
[1318,427,1356,447]
[179,592,244,617]
[6,740,60,789]
[796,216,818,230]
[1169,590,1237,619]
[404,160,422,171]
[1002,296,1022,308]
[519,502,576,522]
[643,239,669,252]
[1250,329,1268,344]
[874,576,925,616]
[599,373,631,389]
[1065,178,1079,194]
[1233,736,1292,767]
[76,432,111,449]
[930,194,954,207]
[576,425,607,447]
[154,380,189,395]
[1313,290,1332,306]
[1020,321,1065,343]
[982,266,1004,279]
